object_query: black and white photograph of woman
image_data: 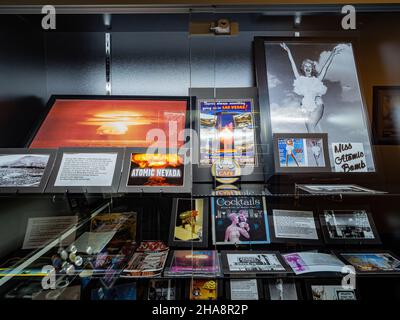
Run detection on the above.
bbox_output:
[280,43,343,133]
[264,41,375,171]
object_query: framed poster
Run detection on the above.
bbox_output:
[27,95,191,149]
[198,99,256,167]
[373,86,400,145]
[319,208,381,245]
[211,196,270,245]
[168,198,209,248]
[273,133,330,173]
[336,250,400,275]
[118,148,191,194]
[305,279,358,301]
[46,147,123,193]
[220,251,292,275]
[190,87,264,183]
[0,148,56,193]
[269,208,322,244]
[254,37,376,175]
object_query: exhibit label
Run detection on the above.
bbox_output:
[54,152,118,186]
[332,142,367,172]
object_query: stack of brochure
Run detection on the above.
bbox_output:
[121,241,169,278]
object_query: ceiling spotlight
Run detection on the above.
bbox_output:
[103,13,112,30]
[294,13,302,27]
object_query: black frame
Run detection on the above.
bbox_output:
[264,278,302,301]
[118,147,191,194]
[295,183,384,195]
[168,198,209,248]
[319,207,381,245]
[220,250,292,275]
[26,94,192,148]
[254,36,377,182]
[305,278,358,300]
[0,148,56,194]
[335,250,400,275]
[211,196,271,246]
[189,87,264,183]
[268,207,323,245]
[225,278,264,300]
[45,147,124,193]
[272,133,331,173]
[372,86,400,145]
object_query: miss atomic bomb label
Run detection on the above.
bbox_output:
[127,153,184,187]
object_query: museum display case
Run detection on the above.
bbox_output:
[0,2,400,302]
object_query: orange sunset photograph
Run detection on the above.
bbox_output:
[30,98,187,148]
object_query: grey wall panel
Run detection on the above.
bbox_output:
[111,32,190,96]
[45,32,106,96]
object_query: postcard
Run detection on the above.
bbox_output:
[272,209,318,240]
[166,250,220,276]
[230,279,259,300]
[340,252,400,272]
[224,252,287,273]
[322,210,376,241]
[212,196,270,245]
[283,252,347,275]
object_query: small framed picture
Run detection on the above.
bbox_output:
[373,86,400,145]
[220,250,292,275]
[168,198,209,248]
[319,208,381,245]
[305,279,358,301]
[273,133,330,173]
[0,148,56,194]
[269,208,322,244]
[265,279,301,300]
[336,250,400,274]
[226,279,263,300]
[118,147,191,194]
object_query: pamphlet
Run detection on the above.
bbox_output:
[22,216,78,250]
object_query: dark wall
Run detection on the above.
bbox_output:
[0,16,47,147]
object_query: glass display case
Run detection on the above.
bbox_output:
[0,2,400,303]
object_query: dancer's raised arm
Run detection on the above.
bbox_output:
[280,42,299,79]
[318,46,343,81]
